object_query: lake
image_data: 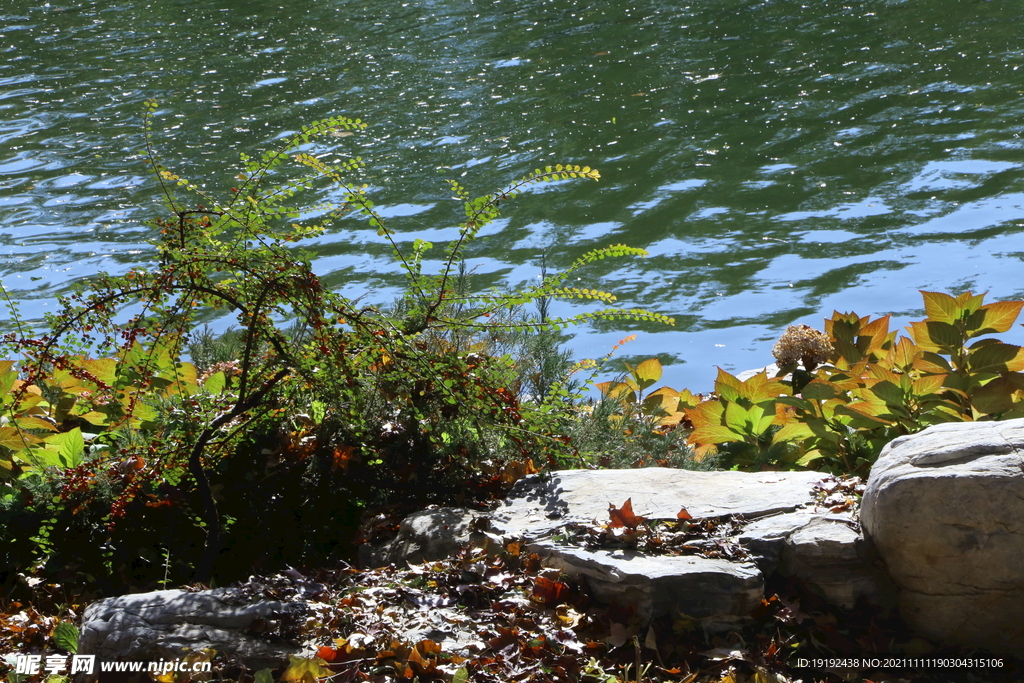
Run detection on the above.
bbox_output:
[3,0,1024,392]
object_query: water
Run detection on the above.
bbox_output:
[3,0,1024,391]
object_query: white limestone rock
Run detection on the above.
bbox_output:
[861,418,1024,652]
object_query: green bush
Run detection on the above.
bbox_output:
[0,102,673,589]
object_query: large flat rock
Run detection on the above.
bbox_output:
[491,468,826,539]
[488,468,874,629]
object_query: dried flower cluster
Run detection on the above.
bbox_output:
[772,324,834,371]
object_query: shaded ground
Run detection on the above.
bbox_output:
[3,533,1021,683]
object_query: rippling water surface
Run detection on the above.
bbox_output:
[3,0,1024,389]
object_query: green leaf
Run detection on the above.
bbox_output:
[452,667,470,683]
[78,358,118,388]
[0,364,17,395]
[970,376,1020,415]
[865,380,904,406]
[724,401,764,436]
[772,421,815,443]
[800,379,840,401]
[795,450,826,467]
[53,621,79,654]
[689,424,743,445]
[44,428,86,468]
[203,371,226,394]
[24,444,66,469]
[968,340,1024,373]
[713,368,743,402]
[281,655,332,682]
[13,416,59,432]
[253,669,275,683]
[907,320,963,353]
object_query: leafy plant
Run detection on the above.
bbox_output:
[686,369,799,469]
[684,291,1024,475]
[0,102,673,586]
[581,355,708,469]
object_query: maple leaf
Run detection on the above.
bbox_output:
[608,498,646,529]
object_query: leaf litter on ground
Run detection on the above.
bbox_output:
[4,483,1022,683]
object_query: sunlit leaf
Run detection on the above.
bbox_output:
[920,290,960,323]
[911,374,946,396]
[280,655,331,683]
[882,337,920,371]
[13,416,58,432]
[772,421,814,444]
[974,300,1024,334]
[78,358,118,388]
[685,398,723,428]
[608,498,646,529]
[203,370,226,394]
[49,427,86,467]
[531,576,571,607]
[642,387,678,416]
[630,357,662,390]
[713,368,743,402]
[954,290,986,315]
[688,424,742,445]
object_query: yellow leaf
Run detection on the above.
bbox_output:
[689,424,742,445]
[78,358,118,388]
[677,388,702,410]
[977,300,1024,334]
[713,367,744,402]
[954,290,986,314]
[920,290,960,323]
[911,374,946,396]
[280,655,331,683]
[882,337,920,371]
[631,358,662,389]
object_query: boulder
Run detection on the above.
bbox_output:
[861,418,1024,652]
[359,506,481,568]
[77,588,306,681]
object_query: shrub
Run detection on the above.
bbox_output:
[683,291,1024,475]
[0,102,673,588]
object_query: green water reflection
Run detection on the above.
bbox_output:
[2,0,1024,389]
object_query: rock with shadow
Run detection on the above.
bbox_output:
[861,418,1024,653]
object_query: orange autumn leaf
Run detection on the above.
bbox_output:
[315,646,337,662]
[677,506,693,520]
[531,576,571,607]
[608,498,646,529]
